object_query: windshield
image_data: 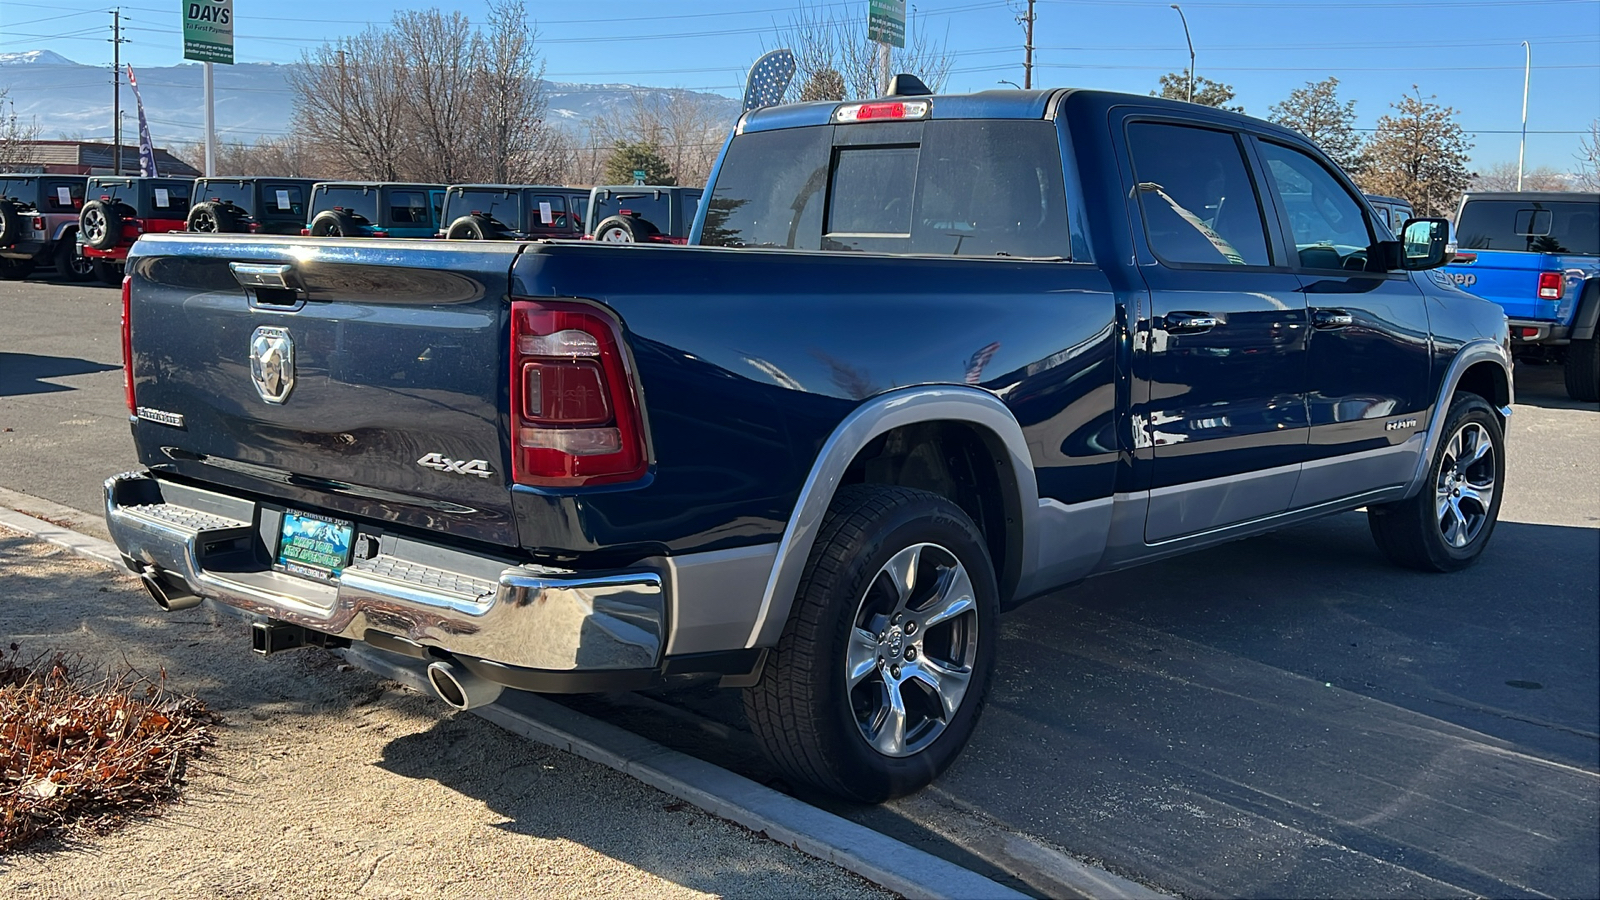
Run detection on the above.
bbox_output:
[702,120,1069,258]
[1457,198,1600,255]
[315,186,380,222]
[446,189,521,228]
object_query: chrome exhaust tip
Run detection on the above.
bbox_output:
[141,571,203,611]
[425,659,503,711]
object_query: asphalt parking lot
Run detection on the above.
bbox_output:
[3,277,1597,898]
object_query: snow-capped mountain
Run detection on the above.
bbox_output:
[0,51,740,147]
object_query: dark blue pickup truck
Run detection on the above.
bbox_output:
[104,86,1512,802]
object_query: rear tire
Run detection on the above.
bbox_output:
[1368,393,1504,572]
[0,257,35,280]
[743,484,998,803]
[1564,337,1599,404]
[54,236,94,282]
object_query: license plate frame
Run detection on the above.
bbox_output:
[274,509,356,582]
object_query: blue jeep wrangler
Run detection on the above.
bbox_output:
[1446,191,1600,401]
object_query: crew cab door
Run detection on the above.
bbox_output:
[1120,117,1310,542]
[1251,139,1432,507]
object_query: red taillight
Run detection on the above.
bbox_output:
[31,216,44,230]
[369,229,389,237]
[1520,326,1541,339]
[247,222,261,233]
[509,300,648,487]
[121,275,135,414]
[1537,271,1563,300]
[300,228,311,235]
[832,100,930,123]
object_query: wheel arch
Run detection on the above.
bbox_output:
[744,386,1038,649]
[1404,339,1513,500]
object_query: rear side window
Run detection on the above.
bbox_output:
[703,120,1069,258]
[41,181,83,212]
[316,187,379,222]
[389,190,430,224]
[1126,122,1272,267]
[526,194,570,231]
[1456,199,1600,255]
[261,184,306,218]
[145,181,191,216]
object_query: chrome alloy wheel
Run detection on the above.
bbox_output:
[82,207,107,245]
[599,226,632,242]
[846,542,980,758]
[1435,421,1496,548]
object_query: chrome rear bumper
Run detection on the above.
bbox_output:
[104,471,665,677]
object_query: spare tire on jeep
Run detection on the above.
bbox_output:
[187,201,246,234]
[593,215,659,243]
[0,199,22,247]
[309,209,367,237]
[80,200,125,251]
[445,215,506,241]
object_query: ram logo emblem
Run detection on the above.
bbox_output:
[249,326,295,404]
[1385,418,1419,432]
[417,453,494,479]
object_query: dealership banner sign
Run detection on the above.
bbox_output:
[182,0,233,65]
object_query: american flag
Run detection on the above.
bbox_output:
[743,49,796,113]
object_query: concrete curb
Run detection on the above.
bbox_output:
[0,503,1031,900]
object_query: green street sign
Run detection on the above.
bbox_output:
[182,0,234,65]
[867,0,906,49]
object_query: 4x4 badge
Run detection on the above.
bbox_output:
[249,326,295,404]
[417,453,494,479]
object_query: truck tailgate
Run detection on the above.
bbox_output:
[1448,249,1563,321]
[128,235,521,546]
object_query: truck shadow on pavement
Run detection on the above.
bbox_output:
[0,352,120,397]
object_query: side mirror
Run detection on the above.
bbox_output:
[1399,217,1453,270]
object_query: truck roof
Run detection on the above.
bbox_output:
[448,184,579,192]
[739,87,1313,144]
[1463,191,1600,203]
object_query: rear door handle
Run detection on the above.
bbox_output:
[1163,311,1222,334]
[1312,308,1354,329]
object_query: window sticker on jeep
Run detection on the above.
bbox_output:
[276,190,291,210]
[539,201,554,225]
[57,187,72,206]
[154,188,170,208]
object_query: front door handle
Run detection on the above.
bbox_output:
[1163,311,1222,334]
[1312,308,1355,329]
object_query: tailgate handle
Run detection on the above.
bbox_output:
[230,263,303,308]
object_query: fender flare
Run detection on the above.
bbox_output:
[1570,278,1600,342]
[744,386,1039,649]
[1402,338,1513,499]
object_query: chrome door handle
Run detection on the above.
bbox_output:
[1312,308,1354,329]
[1163,311,1222,334]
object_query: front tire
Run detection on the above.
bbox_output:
[1564,337,1599,403]
[1368,393,1504,572]
[744,485,998,802]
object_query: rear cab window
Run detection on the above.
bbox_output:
[315,186,380,223]
[702,119,1069,258]
[1456,198,1600,255]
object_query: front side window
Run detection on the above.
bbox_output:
[1126,122,1272,267]
[1258,141,1372,271]
[1456,199,1600,255]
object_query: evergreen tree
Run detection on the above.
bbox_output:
[1153,71,1242,112]
[1268,77,1365,176]
[602,141,676,186]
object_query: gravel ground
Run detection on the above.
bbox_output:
[0,530,895,900]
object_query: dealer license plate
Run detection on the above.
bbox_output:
[275,510,356,582]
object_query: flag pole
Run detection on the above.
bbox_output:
[204,61,215,177]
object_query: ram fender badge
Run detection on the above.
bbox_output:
[417,452,494,478]
[249,326,295,404]
[1385,417,1419,432]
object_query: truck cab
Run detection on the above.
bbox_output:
[305,182,447,238]
[0,174,93,281]
[1446,191,1600,401]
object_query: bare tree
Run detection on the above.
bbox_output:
[174,132,331,179]
[0,89,41,172]
[1576,119,1600,192]
[588,90,730,187]
[290,29,409,181]
[1470,160,1570,192]
[393,8,479,184]
[1268,77,1364,176]
[473,0,564,184]
[1359,87,1472,216]
[775,1,953,102]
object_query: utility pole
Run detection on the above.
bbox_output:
[1018,0,1036,90]
[109,8,127,175]
[1517,40,1530,192]
[1170,4,1194,103]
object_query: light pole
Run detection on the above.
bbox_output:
[1170,4,1194,103]
[1517,40,1530,191]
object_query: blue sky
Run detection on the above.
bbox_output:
[3,0,1598,170]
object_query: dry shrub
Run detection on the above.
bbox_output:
[0,644,218,853]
